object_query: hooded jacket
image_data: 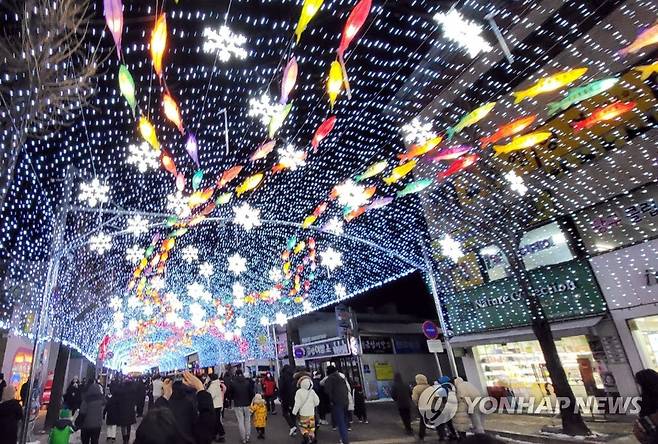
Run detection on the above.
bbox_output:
[292,377,320,417]
[391,374,413,410]
[207,379,226,409]
[229,375,255,407]
[322,372,349,407]
[48,418,74,444]
[79,383,106,429]
[250,394,268,428]
[411,374,430,406]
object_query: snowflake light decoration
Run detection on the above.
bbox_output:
[89,232,112,254]
[181,245,199,263]
[232,281,245,299]
[227,253,247,276]
[505,170,528,196]
[323,217,344,236]
[166,191,191,218]
[248,94,283,126]
[335,180,369,210]
[109,296,122,311]
[269,287,282,301]
[165,292,182,312]
[142,304,154,317]
[126,215,149,237]
[278,145,307,171]
[187,282,210,301]
[269,266,282,282]
[302,300,313,313]
[260,316,269,326]
[439,234,464,263]
[275,312,287,327]
[203,26,248,62]
[401,117,436,145]
[189,303,206,328]
[320,247,343,271]
[127,296,141,309]
[334,283,347,299]
[125,245,143,263]
[128,318,139,331]
[78,178,109,207]
[151,276,165,291]
[199,262,214,279]
[434,9,492,58]
[235,317,246,328]
[232,203,261,231]
[113,312,124,330]
[126,142,159,174]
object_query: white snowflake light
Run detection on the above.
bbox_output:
[109,296,122,311]
[89,232,112,254]
[126,215,149,237]
[302,300,313,313]
[187,282,211,301]
[203,26,248,62]
[260,316,269,326]
[128,318,139,331]
[142,304,154,317]
[189,303,206,328]
[401,117,436,145]
[224,331,234,341]
[232,281,245,299]
[199,262,214,279]
[269,266,282,282]
[181,245,199,263]
[165,292,182,312]
[166,191,191,218]
[232,203,261,231]
[151,276,165,291]
[269,287,282,301]
[79,178,109,207]
[278,145,307,170]
[434,9,492,58]
[323,217,344,236]
[127,296,141,309]
[505,170,528,196]
[125,245,143,263]
[126,142,159,174]
[335,180,369,210]
[248,94,284,126]
[334,283,347,299]
[439,234,464,263]
[320,247,343,271]
[228,253,247,276]
[236,317,247,328]
[275,312,287,327]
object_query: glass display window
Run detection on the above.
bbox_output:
[629,315,658,370]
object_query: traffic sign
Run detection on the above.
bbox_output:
[422,320,440,340]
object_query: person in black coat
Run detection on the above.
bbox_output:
[0,385,23,444]
[114,380,137,444]
[105,381,120,440]
[167,381,197,440]
[64,378,82,415]
[634,369,658,443]
[313,371,330,425]
[135,378,147,417]
[391,373,413,435]
[278,365,297,434]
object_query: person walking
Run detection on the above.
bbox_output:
[279,364,298,436]
[114,380,137,444]
[48,409,75,444]
[293,375,320,444]
[229,368,255,444]
[633,369,658,443]
[0,373,6,401]
[250,393,268,440]
[207,373,226,442]
[353,383,367,424]
[391,373,413,435]
[436,376,459,440]
[454,377,485,435]
[64,378,82,416]
[262,372,277,414]
[134,378,147,417]
[313,371,329,425]
[105,380,120,442]
[167,381,197,440]
[323,365,350,444]
[78,382,105,444]
[0,385,23,444]
[412,373,439,442]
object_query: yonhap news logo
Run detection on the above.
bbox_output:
[418,384,458,427]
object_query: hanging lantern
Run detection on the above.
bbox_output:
[150,14,167,79]
[161,149,177,176]
[162,93,184,134]
[118,64,136,115]
[295,0,325,43]
[138,116,160,150]
[185,133,200,167]
[103,0,123,58]
[336,0,371,97]
[327,61,343,109]
[280,57,298,104]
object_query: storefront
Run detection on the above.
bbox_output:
[293,337,363,389]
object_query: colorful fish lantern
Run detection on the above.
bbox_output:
[311,116,337,151]
[493,131,552,156]
[215,192,232,205]
[383,160,416,185]
[176,173,185,191]
[138,116,160,150]
[397,178,433,197]
[398,135,443,162]
[268,103,293,138]
[336,0,371,96]
[345,206,365,221]
[103,0,123,58]
[547,78,618,117]
[446,102,496,140]
[480,115,537,147]
[355,160,387,182]
[426,145,472,162]
[185,133,199,167]
[295,0,325,43]
[312,202,327,217]
[512,68,587,104]
[302,215,317,228]
[150,14,167,79]
[192,170,204,191]
[236,173,264,196]
[217,165,243,188]
[619,23,658,56]
[437,154,479,181]
[160,149,177,176]
[571,101,636,133]
[366,197,393,211]
[250,140,276,161]
[280,57,298,104]
[327,61,343,110]
[163,93,184,134]
[634,62,658,80]
[118,65,136,115]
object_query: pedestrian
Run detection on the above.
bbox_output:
[133,406,194,444]
[64,378,82,416]
[229,368,255,444]
[353,383,368,424]
[250,393,268,440]
[48,408,74,444]
[412,373,439,442]
[634,369,658,443]
[20,380,29,406]
[454,377,485,436]
[105,380,119,442]
[279,364,298,436]
[167,381,197,440]
[114,380,137,444]
[312,371,329,425]
[323,365,350,444]
[391,373,413,435]
[293,375,320,444]
[254,376,264,395]
[436,376,459,440]
[262,372,277,414]
[78,382,105,444]
[207,373,226,442]
[0,373,6,401]
[152,374,163,404]
[345,375,355,427]
[0,385,23,444]
[135,377,147,417]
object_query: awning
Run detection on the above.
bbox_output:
[448,316,604,348]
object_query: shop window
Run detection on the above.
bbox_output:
[629,315,658,370]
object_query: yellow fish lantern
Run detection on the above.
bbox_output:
[294,241,306,254]
[138,116,160,150]
[493,131,552,156]
[235,172,264,196]
[633,62,658,80]
[383,159,417,185]
[162,93,184,135]
[512,67,588,104]
[327,61,343,109]
[294,0,325,43]
[302,214,317,228]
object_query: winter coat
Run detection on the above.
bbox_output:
[48,419,74,444]
[353,387,366,417]
[207,379,225,409]
[0,398,23,444]
[292,377,320,417]
[322,372,349,407]
[113,382,136,426]
[64,383,82,410]
[453,377,482,433]
[313,377,330,415]
[154,391,215,444]
[411,374,430,406]
[79,383,105,430]
[104,382,120,426]
[229,375,255,407]
[195,390,216,444]
[391,376,413,410]
[262,377,276,397]
[278,367,296,407]
[250,401,268,428]
[168,386,197,439]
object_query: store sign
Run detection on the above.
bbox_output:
[647,269,658,287]
[393,335,429,354]
[361,335,394,354]
[293,337,350,359]
[444,259,606,335]
[573,182,658,255]
[335,304,354,338]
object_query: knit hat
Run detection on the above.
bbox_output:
[252,393,265,405]
[59,408,72,419]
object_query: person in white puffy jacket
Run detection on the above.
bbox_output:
[207,374,227,442]
[293,376,320,444]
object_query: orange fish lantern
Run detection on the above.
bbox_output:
[150,14,167,79]
[217,165,243,188]
[363,186,376,200]
[345,206,365,221]
[571,101,636,132]
[480,115,537,147]
[162,238,175,251]
[336,0,371,96]
[282,250,290,261]
[311,116,337,151]
[161,149,177,176]
[312,202,327,217]
[162,93,184,134]
[398,135,443,162]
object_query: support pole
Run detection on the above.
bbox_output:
[270,324,280,380]
[433,352,443,378]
